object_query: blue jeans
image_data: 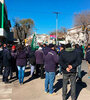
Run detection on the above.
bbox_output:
[17,66,25,84]
[45,72,55,94]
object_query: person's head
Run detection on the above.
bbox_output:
[12,45,16,51]
[3,44,6,48]
[25,43,28,47]
[87,44,90,48]
[60,44,65,51]
[75,44,79,49]
[49,44,55,50]
[65,43,71,48]
[38,47,42,50]
[43,43,47,47]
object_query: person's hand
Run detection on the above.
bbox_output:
[68,65,72,70]
[66,68,70,72]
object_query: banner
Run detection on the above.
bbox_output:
[31,33,39,50]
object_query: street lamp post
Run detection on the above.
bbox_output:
[53,12,60,45]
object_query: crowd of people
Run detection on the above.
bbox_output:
[0,42,90,100]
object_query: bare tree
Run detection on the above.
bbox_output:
[12,18,34,44]
[74,11,90,27]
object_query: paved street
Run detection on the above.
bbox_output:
[0,60,90,100]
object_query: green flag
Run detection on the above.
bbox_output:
[31,33,39,50]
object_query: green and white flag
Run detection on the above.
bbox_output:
[31,33,39,50]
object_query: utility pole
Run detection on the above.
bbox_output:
[53,12,60,45]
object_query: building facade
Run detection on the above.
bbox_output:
[0,0,13,43]
[65,25,90,46]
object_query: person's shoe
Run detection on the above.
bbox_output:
[77,78,82,82]
[10,77,13,80]
[49,92,57,95]
[45,91,48,94]
[4,81,9,84]
[2,78,5,82]
[57,73,60,76]
[41,77,44,79]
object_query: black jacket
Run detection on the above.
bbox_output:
[29,50,36,65]
[3,48,12,67]
[59,48,80,74]
[75,48,83,65]
[0,48,3,66]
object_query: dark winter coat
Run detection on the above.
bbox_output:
[0,48,3,66]
[16,50,27,66]
[29,50,36,65]
[44,49,59,72]
[75,48,83,65]
[35,49,44,64]
[86,48,90,64]
[59,48,80,74]
[11,50,17,71]
[3,48,12,67]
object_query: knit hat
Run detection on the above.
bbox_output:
[12,45,16,49]
[49,44,55,48]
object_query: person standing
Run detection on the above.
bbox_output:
[3,45,12,83]
[59,43,81,100]
[16,45,27,84]
[75,44,83,82]
[86,44,90,78]
[58,44,65,75]
[11,45,18,79]
[0,45,3,75]
[29,49,36,77]
[44,44,59,94]
[35,47,44,79]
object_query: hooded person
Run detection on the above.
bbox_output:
[35,46,44,79]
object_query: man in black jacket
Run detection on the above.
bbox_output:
[59,43,81,100]
[3,45,12,83]
[0,45,3,75]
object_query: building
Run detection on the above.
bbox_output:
[0,0,13,43]
[36,34,50,44]
[65,25,90,46]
